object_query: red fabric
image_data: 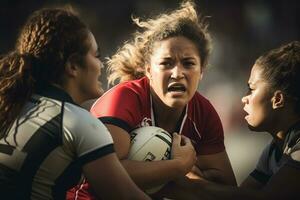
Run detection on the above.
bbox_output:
[68,77,225,199]
[66,180,97,200]
[91,77,224,154]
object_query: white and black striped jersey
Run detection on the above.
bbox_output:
[0,85,114,200]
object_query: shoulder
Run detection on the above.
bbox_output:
[191,92,215,110]
[91,77,149,117]
[63,103,111,141]
[100,77,149,100]
[189,92,220,122]
[63,103,114,157]
[64,102,97,123]
[286,124,300,163]
[255,141,276,173]
[289,135,300,163]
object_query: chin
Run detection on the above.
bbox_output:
[247,124,258,132]
[166,100,187,108]
[247,123,266,132]
[87,90,102,100]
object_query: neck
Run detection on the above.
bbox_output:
[269,114,300,145]
[57,82,85,105]
[151,93,185,133]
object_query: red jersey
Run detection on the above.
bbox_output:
[92,77,224,154]
[67,77,225,200]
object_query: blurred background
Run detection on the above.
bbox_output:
[1,0,299,185]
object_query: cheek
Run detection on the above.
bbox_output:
[151,71,168,89]
[248,98,269,122]
[188,73,200,91]
[91,62,101,78]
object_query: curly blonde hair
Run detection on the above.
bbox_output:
[107,0,211,85]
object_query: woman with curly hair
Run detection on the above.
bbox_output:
[69,1,236,199]
[0,6,150,200]
[174,41,300,200]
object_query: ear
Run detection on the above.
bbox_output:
[65,54,81,77]
[271,90,285,109]
[145,64,151,80]
[199,70,204,81]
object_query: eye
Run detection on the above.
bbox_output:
[181,58,197,69]
[183,61,195,68]
[159,61,173,69]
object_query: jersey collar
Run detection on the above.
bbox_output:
[35,84,76,105]
[149,93,188,134]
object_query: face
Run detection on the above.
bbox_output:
[76,32,104,102]
[241,64,274,131]
[147,36,202,109]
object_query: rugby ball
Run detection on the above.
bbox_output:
[129,126,172,193]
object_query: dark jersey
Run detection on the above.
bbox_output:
[250,122,300,184]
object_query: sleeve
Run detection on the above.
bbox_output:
[249,143,273,184]
[90,85,142,132]
[196,99,225,155]
[63,103,114,166]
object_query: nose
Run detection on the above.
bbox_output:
[170,64,184,79]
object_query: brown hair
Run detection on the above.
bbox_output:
[0,7,90,140]
[107,0,211,85]
[256,41,300,113]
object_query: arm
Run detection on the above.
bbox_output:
[156,151,236,199]
[167,161,300,200]
[185,97,236,185]
[83,153,151,200]
[193,151,237,185]
[106,124,196,189]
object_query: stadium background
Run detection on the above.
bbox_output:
[1,0,299,185]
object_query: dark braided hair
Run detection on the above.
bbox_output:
[256,41,300,114]
[0,7,90,140]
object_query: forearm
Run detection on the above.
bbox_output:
[196,151,237,186]
[187,165,237,186]
[158,177,264,200]
[201,168,237,186]
[153,179,200,200]
[200,181,267,200]
[121,159,184,189]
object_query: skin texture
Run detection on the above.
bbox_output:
[241,64,274,132]
[65,32,104,104]
[147,36,203,110]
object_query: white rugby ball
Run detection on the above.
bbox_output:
[129,126,172,193]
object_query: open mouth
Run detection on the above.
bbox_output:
[167,83,186,92]
[243,109,249,119]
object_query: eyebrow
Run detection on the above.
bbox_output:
[182,57,197,60]
[160,56,197,60]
